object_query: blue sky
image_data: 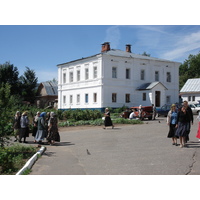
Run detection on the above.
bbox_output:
[1,25,200,82]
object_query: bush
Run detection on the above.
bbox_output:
[62,109,102,121]
[0,144,37,174]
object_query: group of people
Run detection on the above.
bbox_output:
[167,100,200,148]
[13,111,60,145]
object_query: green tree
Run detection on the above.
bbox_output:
[20,67,38,103]
[0,83,14,147]
[142,51,151,57]
[0,62,20,95]
[179,52,200,89]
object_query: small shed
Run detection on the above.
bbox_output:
[35,81,58,109]
[180,78,200,104]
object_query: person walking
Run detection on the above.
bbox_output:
[196,112,200,141]
[167,104,178,145]
[175,106,190,148]
[103,108,114,129]
[47,112,60,145]
[19,111,29,143]
[32,111,40,143]
[13,111,21,142]
[152,104,157,120]
[183,101,193,142]
[35,112,46,144]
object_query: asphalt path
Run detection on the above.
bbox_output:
[29,117,200,175]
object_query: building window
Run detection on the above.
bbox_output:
[141,70,145,80]
[93,66,97,79]
[188,96,191,101]
[166,72,171,82]
[112,93,117,102]
[112,67,117,78]
[77,70,80,81]
[125,94,130,103]
[166,96,171,104]
[77,94,80,104]
[85,68,89,80]
[93,93,97,103]
[126,68,130,79]
[69,72,73,82]
[63,95,66,104]
[192,96,195,101]
[155,71,159,81]
[142,93,146,101]
[70,95,73,104]
[85,94,89,103]
[63,73,66,83]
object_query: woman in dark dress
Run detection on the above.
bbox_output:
[103,108,114,129]
[47,112,60,145]
[175,106,190,148]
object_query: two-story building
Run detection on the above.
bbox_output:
[57,42,181,111]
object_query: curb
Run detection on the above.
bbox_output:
[16,146,46,175]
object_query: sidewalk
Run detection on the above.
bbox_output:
[29,118,200,175]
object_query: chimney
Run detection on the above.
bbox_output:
[126,44,131,53]
[101,42,110,52]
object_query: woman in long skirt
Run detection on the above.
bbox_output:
[175,106,190,148]
[103,108,114,129]
[167,104,178,145]
[35,112,46,144]
[196,112,200,141]
[47,112,60,145]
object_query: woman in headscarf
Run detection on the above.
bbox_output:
[103,108,114,129]
[35,112,46,144]
[19,111,29,143]
[47,112,60,145]
[13,111,21,142]
[32,111,40,142]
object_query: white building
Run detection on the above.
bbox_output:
[57,42,181,111]
[180,78,200,104]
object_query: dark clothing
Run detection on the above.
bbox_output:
[168,124,178,138]
[13,116,21,129]
[186,106,193,123]
[176,110,190,124]
[104,112,113,127]
[47,117,60,142]
[19,115,29,142]
[175,111,190,137]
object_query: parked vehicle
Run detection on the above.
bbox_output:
[156,104,171,117]
[189,104,200,114]
[130,106,153,120]
[157,103,181,117]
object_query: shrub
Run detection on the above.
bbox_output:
[0,144,37,174]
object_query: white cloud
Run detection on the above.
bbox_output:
[161,30,200,60]
[104,26,121,48]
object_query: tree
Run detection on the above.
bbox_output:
[179,52,200,89]
[20,67,38,103]
[0,62,20,95]
[0,83,13,147]
[142,51,151,57]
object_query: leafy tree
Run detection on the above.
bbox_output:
[0,62,20,95]
[179,52,200,89]
[20,67,38,103]
[0,83,14,147]
[142,51,151,57]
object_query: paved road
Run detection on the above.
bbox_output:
[29,117,200,175]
